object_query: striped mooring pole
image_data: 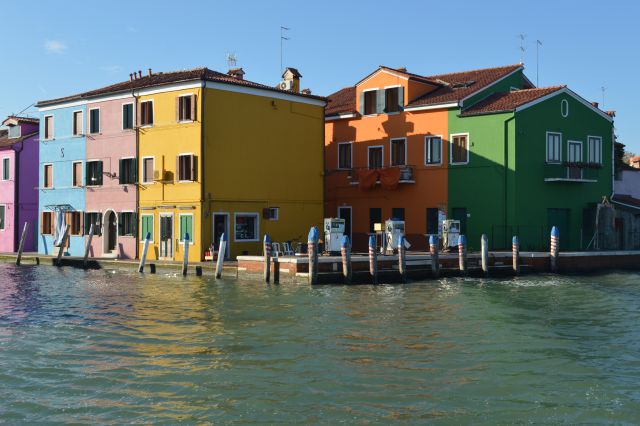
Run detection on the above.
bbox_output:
[512,235,520,275]
[550,226,559,273]
[215,232,227,279]
[138,232,151,273]
[398,235,407,283]
[429,235,439,278]
[481,234,489,277]
[182,233,190,276]
[15,222,29,266]
[341,235,352,284]
[263,234,271,283]
[458,234,467,274]
[308,227,319,285]
[368,234,378,284]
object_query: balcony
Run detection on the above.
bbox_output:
[544,163,600,183]
[345,165,416,186]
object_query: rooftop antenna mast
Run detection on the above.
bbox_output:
[519,34,526,65]
[280,26,290,75]
[226,52,237,70]
[536,39,542,87]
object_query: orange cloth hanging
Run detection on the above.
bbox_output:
[379,167,401,190]
[358,169,379,191]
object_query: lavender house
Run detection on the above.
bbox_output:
[0,116,39,252]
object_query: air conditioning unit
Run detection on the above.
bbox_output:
[278,80,293,90]
[153,170,162,180]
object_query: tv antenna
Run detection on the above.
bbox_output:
[519,34,527,64]
[280,26,290,75]
[226,52,237,70]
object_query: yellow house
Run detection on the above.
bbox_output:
[135,67,326,260]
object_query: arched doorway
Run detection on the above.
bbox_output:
[103,210,117,255]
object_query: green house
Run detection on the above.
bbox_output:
[448,84,614,251]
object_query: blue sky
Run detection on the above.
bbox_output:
[1,0,637,151]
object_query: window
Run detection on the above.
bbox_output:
[546,132,562,163]
[85,212,103,236]
[2,158,9,180]
[44,116,54,139]
[67,211,83,236]
[0,205,4,230]
[390,138,406,166]
[179,214,194,243]
[391,207,405,221]
[140,101,154,126]
[72,162,82,187]
[588,136,602,164]
[140,215,154,241]
[122,103,134,130]
[363,90,377,115]
[8,125,20,139]
[426,208,439,235]
[368,146,383,169]
[235,213,259,241]
[72,111,83,136]
[338,142,352,169]
[86,161,103,186]
[177,154,196,181]
[118,212,137,237]
[425,136,442,165]
[561,99,569,118]
[451,134,469,164]
[143,157,154,183]
[369,208,382,233]
[385,87,401,113]
[119,158,137,184]
[41,211,53,235]
[43,164,53,188]
[263,207,279,221]
[177,95,195,121]
[89,108,100,134]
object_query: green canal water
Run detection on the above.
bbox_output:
[1,264,639,424]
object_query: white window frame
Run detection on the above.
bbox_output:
[546,131,563,164]
[43,163,54,189]
[71,161,83,187]
[389,137,407,167]
[561,99,569,118]
[177,93,195,123]
[178,213,195,245]
[367,145,384,169]
[568,140,583,162]
[140,214,154,243]
[7,124,20,139]
[362,88,379,117]
[177,152,195,182]
[424,135,443,166]
[140,99,154,127]
[0,204,5,231]
[44,115,54,140]
[587,135,603,164]
[72,110,84,136]
[142,156,155,184]
[89,107,101,134]
[122,102,135,131]
[234,212,260,242]
[383,84,402,115]
[337,142,353,170]
[449,132,470,165]
[2,157,10,181]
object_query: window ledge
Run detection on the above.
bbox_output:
[177,120,195,124]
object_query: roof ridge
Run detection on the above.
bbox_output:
[426,63,522,79]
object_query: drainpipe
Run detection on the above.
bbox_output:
[12,139,24,251]
[132,89,140,259]
[200,81,206,259]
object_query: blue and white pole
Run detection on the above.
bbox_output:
[138,232,151,273]
[550,226,559,273]
[429,234,439,278]
[398,235,407,283]
[369,234,378,284]
[182,232,190,276]
[264,234,272,283]
[458,234,467,274]
[341,235,352,284]
[215,232,227,279]
[512,235,520,275]
[481,234,489,277]
[308,227,319,285]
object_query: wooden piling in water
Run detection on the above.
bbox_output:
[458,234,467,274]
[83,224,95,269]
[429,235,439,278]
[398,235,407,283]
[341,235,352,284]
[56,225,69,267]
[481,234,489,277]
[512,235,520,275]
[215,232,227,279]
[308,227,319,285]
[195,266,203,276]
[550,226,559,273]
[138,232,151,273]
[149,263,156,274]
[15,222,28,266]
[182,233,190,276]
[368,234,378,284]
[264,234,272,283]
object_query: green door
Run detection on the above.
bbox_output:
[547,208,570,250]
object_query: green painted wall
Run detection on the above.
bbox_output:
[463,70,528,108]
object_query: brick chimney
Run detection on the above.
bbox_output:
[227,67,245,80]
[591,101,599,108]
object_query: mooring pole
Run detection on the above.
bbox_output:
[308,227,319,285]
[481,234,489,277]
[182,233,190,276]
[215,232,226,279]
[368,234,378,284]
[429,235,439,278]
[56,225,69,267]
[264,234,272,283]
[341,235,352,284]
[512,235,520,275]
[83,224,95,269]
[550,226,559,273]
[138,232,151,273]
[458,234,467,274]
[398,234,407,283]
[15,222,29,266]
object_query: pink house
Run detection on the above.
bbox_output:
[0,116,39,253]
[84,96,137,258]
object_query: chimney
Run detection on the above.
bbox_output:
[129,73,133,82]
[138,70,142,79]
[148,68,152,77]
[282,67,302,93]
[227,67,245,80]
[397,67,407,72]
[606,110,616,117]
[591,101,599,108]
[301,88,312,95]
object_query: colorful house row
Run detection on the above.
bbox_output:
[36,67,326,260]
[324,64,615,251]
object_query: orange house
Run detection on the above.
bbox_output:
[325,64,529,251]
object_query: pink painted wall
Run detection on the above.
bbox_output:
[85,97,137,259]
[0,147,16,252]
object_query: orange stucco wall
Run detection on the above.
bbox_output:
[326,72,448,252]
[355,70,438,111]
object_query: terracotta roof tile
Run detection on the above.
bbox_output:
[0,130,38,148]
[460,86,565,116]
[326,86,356,116]
[612,194,640,209]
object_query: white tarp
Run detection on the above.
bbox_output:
[53,211,66,246]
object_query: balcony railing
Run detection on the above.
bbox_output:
[544,163,600,182]
[327,165,416,185]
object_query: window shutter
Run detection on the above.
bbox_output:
[376,89,385,114]
[118,213,124,236]
[263,208,270,219]
[137,103,142,126]
[132,213,137,237]
[397,87,404,111]
[131,159,137,183]
[40,212,44,234]
[359,92,365,115]
[190,95,196,121]
[176,155,180,181]
[79,212,84,236]
[118,159,124,184]
[97,161,103,185]
[190,155,196,181]
[176,96,180,121]
[86,163,91,186]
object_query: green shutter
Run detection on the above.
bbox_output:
[118,213,124,235]
[180,215,193,242]
[359,92,365,115]
[130,158,137,183]
[97,161,103,185]
[131,213,137,237]
[397,86,404,111]
[376,89,385,114]
[141,215,152,240]
[118,159,124,184]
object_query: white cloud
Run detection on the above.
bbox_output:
[44,40,67,54]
